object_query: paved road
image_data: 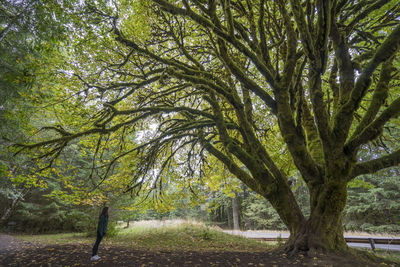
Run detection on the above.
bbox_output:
[347,242,400,251]
[223,230,400,251]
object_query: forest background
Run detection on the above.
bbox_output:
[0,0,399,239]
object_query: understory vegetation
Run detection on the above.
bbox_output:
[2,168,400,235]
[17,222,269,252]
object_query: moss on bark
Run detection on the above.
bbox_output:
[284,179,348,255]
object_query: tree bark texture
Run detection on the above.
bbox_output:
[285,181,348,254]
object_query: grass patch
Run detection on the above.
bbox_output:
[110,223,270,252]
[367,249,400,264]
[16,223,270,252]
[348,248,400,266]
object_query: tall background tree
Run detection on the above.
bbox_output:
[0,0,107,229]
[0,0,66,225]
[16,0,400,255]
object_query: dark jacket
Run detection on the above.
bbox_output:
[97,214,108,237]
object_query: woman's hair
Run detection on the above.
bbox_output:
[100,207,109,218]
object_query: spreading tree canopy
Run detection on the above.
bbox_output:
[17,0,400,254]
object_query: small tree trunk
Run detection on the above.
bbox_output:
[232,192,240,230]
[0,172,30,226]
[226,204,232,229]
[244,216,251,230]
[0,197,20,226]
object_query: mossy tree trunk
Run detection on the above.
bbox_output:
[285,180,349,254]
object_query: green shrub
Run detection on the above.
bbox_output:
[85,218,119,238]
[104,220,119,237]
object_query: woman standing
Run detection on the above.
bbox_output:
[90,207,109,261]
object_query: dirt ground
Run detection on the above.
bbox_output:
[0,234,397,267]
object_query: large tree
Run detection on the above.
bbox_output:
[18,0,400,254]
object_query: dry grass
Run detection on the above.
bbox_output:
[17,220,270,252]
[112,222,270,252]
[122,219,206,229]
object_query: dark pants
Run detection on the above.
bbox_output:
[92,232,103,256]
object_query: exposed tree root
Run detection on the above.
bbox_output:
[283,223,348,257]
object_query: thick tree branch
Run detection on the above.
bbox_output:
[289,0,316,62]
[350,59,394,139]
[332,24,400,146]
[345,97,400,152]
[116,106,215,120]
[308,69,333,155]
[205,93,277,182]
[274,88,322,184]
[300,90,324,166]
[315,0,332,73]
[349,148,400,180]
[216,38,277,114]
[330,19,354,110]
[346,0,392,31]
[200,139,261,193]
[277,0,298,89]
[152,0,278,92]
[257,0,272,70]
